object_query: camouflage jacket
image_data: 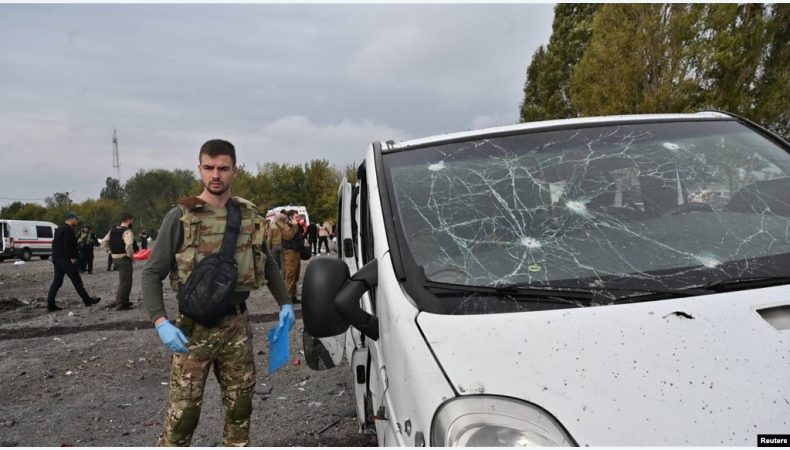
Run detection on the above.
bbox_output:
[141,196,292,323]
[171,196,268,291]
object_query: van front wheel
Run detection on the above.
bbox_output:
[21,249,32,261]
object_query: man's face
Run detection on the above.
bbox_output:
[199,154,237,196]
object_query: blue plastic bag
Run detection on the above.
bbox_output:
[267,315,294,375]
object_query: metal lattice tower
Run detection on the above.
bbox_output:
[112,127,121,182]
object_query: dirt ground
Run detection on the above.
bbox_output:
[0,250,377,447]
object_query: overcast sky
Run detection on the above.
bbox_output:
[0,3,555,208]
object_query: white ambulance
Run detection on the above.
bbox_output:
[0,219,58,261]
[265,205,311,225]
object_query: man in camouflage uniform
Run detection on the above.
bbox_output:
[142,139,295,447]
[77,225,98,273]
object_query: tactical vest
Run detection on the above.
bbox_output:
[109,227,128,254]
[170,196,268,293]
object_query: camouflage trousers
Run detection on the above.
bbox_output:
[157,312,256,447]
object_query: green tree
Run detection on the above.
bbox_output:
[256,162,307,210]
[696,4,789,138]
[697,4,771,113]
[303,160,342,223]
[343,162,359,185]
[0,201,24,218]
[73,198,124,237]
[100,177,126,202]
[520,3,600,122]
[123,169,197,232]
[0,202,48,220]
[44,191,75,223]
[756,4,789,138]
[230,165,267,209]
[569,4,704,115]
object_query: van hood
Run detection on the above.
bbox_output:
[417,286,790,446]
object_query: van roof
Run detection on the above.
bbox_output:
[384,112,733,152]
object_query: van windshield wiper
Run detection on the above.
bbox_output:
[700,276,790,292]
[611,277,790,303]
[507,283,715,304]
[424,281,597,305]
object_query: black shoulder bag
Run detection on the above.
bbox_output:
[178,199,241,327]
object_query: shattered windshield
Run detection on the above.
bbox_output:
[384,120,790,299]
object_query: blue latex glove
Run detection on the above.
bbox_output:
[276,304,296,340]
[156,320,189,354]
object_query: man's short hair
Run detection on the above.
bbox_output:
[200,139,236,166]
[121,213,134,222]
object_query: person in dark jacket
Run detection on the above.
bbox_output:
[305,221,318,256]
[139,228,150,250]
[46,211,101,312]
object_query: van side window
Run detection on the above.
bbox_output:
[1,222,7,238]
[36,226,53,238]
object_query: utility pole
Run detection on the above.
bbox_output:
[112,127,121,182]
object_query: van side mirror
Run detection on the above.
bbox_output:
[302,257,379,341]
[302,257,351,337]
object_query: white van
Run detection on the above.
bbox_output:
[301,112,790,446]
[265,205,310,225]
[0,219,58,261]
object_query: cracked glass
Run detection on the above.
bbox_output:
[384,120,790,306]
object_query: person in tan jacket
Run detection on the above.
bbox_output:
[267,210,287,273]
[280,210,302,303]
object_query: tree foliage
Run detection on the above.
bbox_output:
[520,4,600,122]
[100,177,125,202]
[123,168,197,231]
[303,160,342,223]
[0,202,48,221]
[5,160,348,231]
[569,4,704,115]
[75,198,125,237]
[521,3,789,139]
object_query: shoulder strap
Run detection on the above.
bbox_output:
[219,199,241,259]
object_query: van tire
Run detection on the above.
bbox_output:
[40,255,49,260]
[21,249,32,261]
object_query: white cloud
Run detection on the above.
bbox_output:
[345,5,553,106]
[470,113,517,131]
[0,4,555,209]
[238,115,405,169]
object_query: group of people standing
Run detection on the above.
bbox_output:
[267,210,335,304]
[304,220,333,256]
[47,212,150,312]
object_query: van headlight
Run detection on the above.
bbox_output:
[431,396,575,447]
